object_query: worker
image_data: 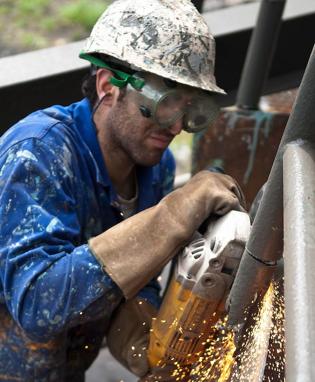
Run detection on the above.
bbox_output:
[0,0,245,380]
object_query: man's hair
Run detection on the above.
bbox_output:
[81,72,98,106]
[81,54,136,106]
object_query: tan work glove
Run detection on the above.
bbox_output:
[107,298,157,377]
[138,364,183,382]
[89,171,245,299]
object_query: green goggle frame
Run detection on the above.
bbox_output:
[79,52,145,90]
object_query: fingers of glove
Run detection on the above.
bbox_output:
[212,191,244,215]
[189,171,238,194]
[209,173,245,206]
[107,299,156,377]
[228,178,246,209]
[108,327,150,377]
[138,364,181,382]
[127,337,150,377]
[195,171,246,211]
[193,174,244,215]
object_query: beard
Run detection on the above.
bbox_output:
[105,100,171,167]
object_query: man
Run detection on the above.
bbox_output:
[0,0,244,380]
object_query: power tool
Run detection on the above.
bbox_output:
[147,210,251,372]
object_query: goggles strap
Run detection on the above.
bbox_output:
[79,52,145,90]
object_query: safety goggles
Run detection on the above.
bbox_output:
[128,72,220,133]
[80,53,220,133]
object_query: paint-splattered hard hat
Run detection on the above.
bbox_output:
[80,0,225,94]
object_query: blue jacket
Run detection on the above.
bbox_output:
[0,98,175,342]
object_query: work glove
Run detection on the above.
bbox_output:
[107,298,157,377]
[89,170,245,299]
[138,363,182,382]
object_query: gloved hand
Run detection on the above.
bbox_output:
[107,298,157,377]
[89,171,245,299]
[138,363,183,382]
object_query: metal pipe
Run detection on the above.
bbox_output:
[236,0,286,110]
[283,142,315,382]
[227,45,315,325]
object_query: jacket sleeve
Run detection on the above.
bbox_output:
[0,137,123,341]
[136,277,161,310]
[159,148,176,198]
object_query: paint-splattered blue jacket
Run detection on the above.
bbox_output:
[0,98,175,379]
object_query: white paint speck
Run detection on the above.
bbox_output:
[46,217,60,233]
[16,150,38,161]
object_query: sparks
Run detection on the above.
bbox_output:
[170,282,285,381]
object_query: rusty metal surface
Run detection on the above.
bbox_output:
[227,41,315,326]
[192,89,297,207]
[259,89,297,114]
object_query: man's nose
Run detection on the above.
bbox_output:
[168,118,183,136]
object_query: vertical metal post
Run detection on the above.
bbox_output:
[236,0,286,110]
[227,45,315,325]
[283,142,315,382]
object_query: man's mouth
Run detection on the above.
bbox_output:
[148,132,173,149]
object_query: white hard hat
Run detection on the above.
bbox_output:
[80,0,225,94]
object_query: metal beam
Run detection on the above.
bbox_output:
[283,142,315,382]
[227,44,315,325]
[236,0,286,110]
[206,0,315,105]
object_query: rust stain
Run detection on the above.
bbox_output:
[192,89,297,206]
[260,89,298,114]
[26,339,63,351]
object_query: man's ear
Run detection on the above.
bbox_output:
[96,68,120,105]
